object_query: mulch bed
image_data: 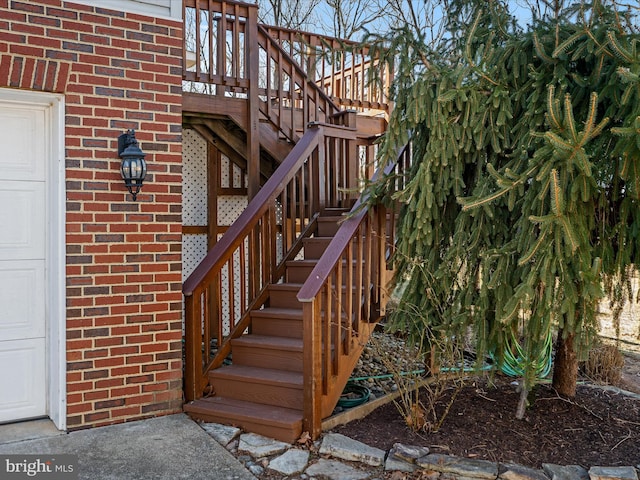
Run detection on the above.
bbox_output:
[332,376,640,469]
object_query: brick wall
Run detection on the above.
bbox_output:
[0,0,184,429]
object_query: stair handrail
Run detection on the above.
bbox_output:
[255,24,342,142]
[184,125,321,401]
[184,128,318,296]
[297,144,411,301]
[183,122,359,402]
[296,143,411,437]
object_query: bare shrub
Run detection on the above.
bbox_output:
[581,343,625,385]
[365,330,466,433]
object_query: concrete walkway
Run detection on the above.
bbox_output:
[0,414,255,480]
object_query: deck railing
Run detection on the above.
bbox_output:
[183,0,255,95]
[296,144,411,436]
[183,121,359,402]
[263,25,392,115]
[183,0,390,121]
[256,25,340,142]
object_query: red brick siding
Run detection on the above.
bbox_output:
[0,0,183,429]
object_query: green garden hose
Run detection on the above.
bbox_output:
[499,328,553,378]
[337,383,371,407]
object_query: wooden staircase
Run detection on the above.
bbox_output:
[181,0,407,444]
[185,209,349,442]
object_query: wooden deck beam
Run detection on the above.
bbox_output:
[183,93,248,130]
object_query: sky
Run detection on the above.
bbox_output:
[292,0,536,41]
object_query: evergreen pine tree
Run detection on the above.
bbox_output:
[365,0,640,417]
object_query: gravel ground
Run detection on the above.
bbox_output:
[350,331,424,395]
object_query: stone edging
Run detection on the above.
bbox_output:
[389,449,639,480]
[200,423,640,480]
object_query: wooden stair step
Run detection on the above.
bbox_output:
[285,259,318,283]
[304,236,364,260]
[251,307,303,320]
[231,334,303,350]
[251,307,303,338]
[209,364,303,409]
[267,283,362,308]
[211,364,303,387]
[285,258,362,283]
[231,334,303,372]
[323,207,350,215]
[267,283,303,308]
[317,215,345,236]
[184,396,302,443]
[303,236,333,259]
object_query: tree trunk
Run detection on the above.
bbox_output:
[552,329,578,397]
[515,380,529,420]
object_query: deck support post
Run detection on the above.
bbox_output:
[246,6,260,200]
[246,5,261,298]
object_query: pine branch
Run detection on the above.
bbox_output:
[564,94,578,143]
[550,169,564,216]
[545,132,573,152]
[534,32,555,63]
[546,86,563,131]
[552,30,585,58]
[518,227,549,266]
[607,30,633,62]
[558,216,579,253]
[581,92,606,144]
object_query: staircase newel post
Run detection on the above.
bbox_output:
[311,144,320,215]
[302,299,322,439]
[184,290,202,402]
[311,123,326,213]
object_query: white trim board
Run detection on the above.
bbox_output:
[70,0,182,21]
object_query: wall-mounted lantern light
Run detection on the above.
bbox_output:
[118,129,147,201]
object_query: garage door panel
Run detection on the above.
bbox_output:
[0,338,46,423]
[0,260,46,341]
[0,90,50,424]
[0,181,45,261]
[0,106,46,182]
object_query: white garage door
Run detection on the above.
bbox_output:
[0,96,49,423]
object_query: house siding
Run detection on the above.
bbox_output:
[0,0,184,429]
